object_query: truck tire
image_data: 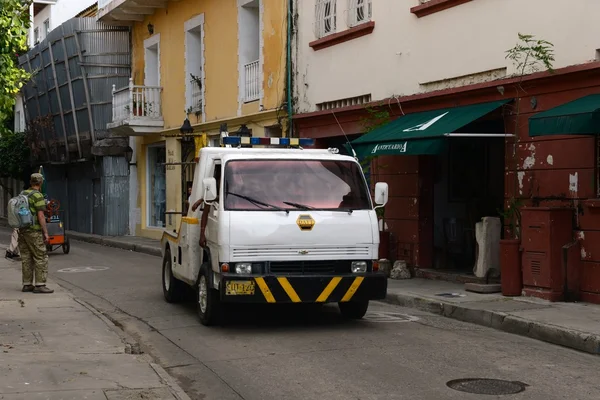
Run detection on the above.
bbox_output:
[162,248,184,303]
[339,300,369,319]
[197,263,221,326]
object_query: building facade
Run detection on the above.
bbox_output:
[292,0,600,303]
[17,17,132,236]
[98,0,290,239]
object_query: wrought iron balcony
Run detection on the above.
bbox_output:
[108,78,164,135]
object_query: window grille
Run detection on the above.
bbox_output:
[315,0,337,39]
[347,0,372,27]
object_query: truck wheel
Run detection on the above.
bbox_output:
[197,263,221,326]
[162,248,184,303]
[339,300,369,320]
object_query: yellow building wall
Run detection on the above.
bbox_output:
[262,0,288,111]
[131,0,288,239]
[131,0,288,128]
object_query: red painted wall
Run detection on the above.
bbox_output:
[294,63,600,303]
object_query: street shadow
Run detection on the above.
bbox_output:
[176,293,372,332]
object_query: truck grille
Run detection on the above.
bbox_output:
[232,246,371,259]
[269,260,353,275]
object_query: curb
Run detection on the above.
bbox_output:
[0,218,161,257]
[74,296,191,400]
[65,231,162,258]
[382,292,600,356]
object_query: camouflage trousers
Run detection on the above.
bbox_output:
[18,229,48,286]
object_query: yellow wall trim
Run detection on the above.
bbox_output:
[162,109,282,136]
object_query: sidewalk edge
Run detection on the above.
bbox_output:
[382,291,600,355]
[150,363,193,400]
[73,297,191,400]
[66,231,162,258]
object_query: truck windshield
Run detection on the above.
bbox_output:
[224,159,371,211]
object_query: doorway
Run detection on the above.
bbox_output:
[432,119,506,272]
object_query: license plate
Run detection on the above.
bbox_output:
[226,280,255,296]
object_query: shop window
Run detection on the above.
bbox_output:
[147,144,166,228]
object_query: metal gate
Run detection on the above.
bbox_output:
[162,139,196,226]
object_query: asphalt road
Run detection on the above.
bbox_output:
[1,227,599,400]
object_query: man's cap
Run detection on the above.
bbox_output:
[30,173,44,184]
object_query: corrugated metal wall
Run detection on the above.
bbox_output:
[19,18,132,236]
[19,18,130,162]
[42,157,129,236]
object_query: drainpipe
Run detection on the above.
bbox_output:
[287,0,293,137]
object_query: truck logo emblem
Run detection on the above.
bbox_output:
[296,215,315,231]
[298,250,309,255]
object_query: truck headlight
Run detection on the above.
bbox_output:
[235,263,252,274]
[351,261,367,273]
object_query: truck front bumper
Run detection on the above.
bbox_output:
[220,274,387,304]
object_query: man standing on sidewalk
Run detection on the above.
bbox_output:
[19,173,53,294]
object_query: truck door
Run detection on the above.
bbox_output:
[204,162,221,274]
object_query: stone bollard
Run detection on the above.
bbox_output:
[390,260,411,280]
[379,259,392,278]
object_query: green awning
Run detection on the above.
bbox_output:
[529,94,600,136]
[350,99,511,158]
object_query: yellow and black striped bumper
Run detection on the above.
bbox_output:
[220,275,387,304]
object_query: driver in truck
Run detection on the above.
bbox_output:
[190,165,221,247]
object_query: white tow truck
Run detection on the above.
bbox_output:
[160,135,389,326]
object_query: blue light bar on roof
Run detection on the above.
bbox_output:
[221,136,315,147]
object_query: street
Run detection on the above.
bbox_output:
[1,228,599,400]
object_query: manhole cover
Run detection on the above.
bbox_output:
[447,378,527,395]
[57,266,109,273]
[364,312,420,323]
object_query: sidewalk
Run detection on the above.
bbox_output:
[385,278,600,355]
[0,257,190,400]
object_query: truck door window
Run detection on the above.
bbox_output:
[224,160,371,211]
[213,163,221,198]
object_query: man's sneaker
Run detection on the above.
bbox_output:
[22,285,34,292]
[33,286,54,294]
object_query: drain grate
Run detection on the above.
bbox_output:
[447,378,527,395]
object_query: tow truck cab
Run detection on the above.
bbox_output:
[161,138,389,326]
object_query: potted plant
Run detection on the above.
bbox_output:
[497,34,554,296]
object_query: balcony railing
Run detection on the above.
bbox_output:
[111,78,163,124]
[244,60,260,103]
[190,83,202,112]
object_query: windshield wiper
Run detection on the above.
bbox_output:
[283,201,315,210]
[227,192,289,214]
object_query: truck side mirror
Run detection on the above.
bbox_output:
[203,177,217,202]
[374,182,389,206]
